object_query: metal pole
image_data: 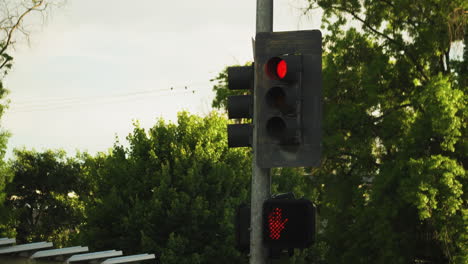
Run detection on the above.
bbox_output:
[251,1,273,264]
[256,0,273,33]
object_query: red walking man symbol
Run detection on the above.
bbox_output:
[268,207,288,240]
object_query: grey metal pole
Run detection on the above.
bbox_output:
[250,1,273,264]
[256,0,273,33]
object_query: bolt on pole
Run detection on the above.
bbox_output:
[251,1,273,264]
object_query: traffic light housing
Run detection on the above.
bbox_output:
[235,204,250,253]
[263,198,316,249]
[255,30,322,168]
[227,66,254,147]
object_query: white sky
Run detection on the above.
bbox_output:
[2,0,322,159]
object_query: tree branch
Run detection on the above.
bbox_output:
[0,0,45,55]
[333,5,430,82]
[0,55,12,70]
[379,0,427,36]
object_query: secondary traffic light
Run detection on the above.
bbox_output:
[263,198,316,249]
[254,30,322,168]
[227,65,254,147]
[235,204,250,253]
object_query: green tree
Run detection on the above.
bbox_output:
[2,149,86,246]
[81,112,251,264]
[302,0,467,263]
[0,0,61,237]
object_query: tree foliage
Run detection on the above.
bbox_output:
[0,0,62,233]
[301,0,467,263]
[1,149,86,246]
[81,112,252,264]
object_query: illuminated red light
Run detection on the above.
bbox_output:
[276,60,287,79]
[265,57,288,80]
[268,207,288,240]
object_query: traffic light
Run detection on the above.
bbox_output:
[254,30,322,168]
[227,65,254,147]
[263,198,316,249]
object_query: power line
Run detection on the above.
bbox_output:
[9,90,193,113]
[6,83,205,113]
[11,81,208,106]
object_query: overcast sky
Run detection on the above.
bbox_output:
[3,0,322,159]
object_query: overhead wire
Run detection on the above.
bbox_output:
[9,90,192,113]
[6,82,207,114]
[11,80,209,106]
